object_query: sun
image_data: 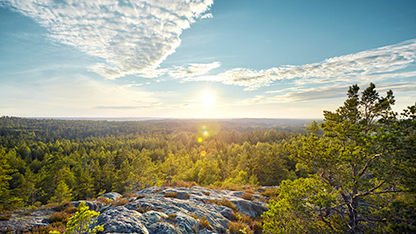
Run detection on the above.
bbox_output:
[201,93,215,106]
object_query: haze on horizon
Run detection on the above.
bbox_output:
[1,0,416,119]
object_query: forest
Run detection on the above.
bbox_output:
[1,83,415,233]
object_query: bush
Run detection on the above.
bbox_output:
[0,213,12,221]
[49,211,70,224]
[227,221,253,234]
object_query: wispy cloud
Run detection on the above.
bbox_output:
[188,39,416,90]
[231,82,416,106]
[2,0,213,79]
[169,62,220,78]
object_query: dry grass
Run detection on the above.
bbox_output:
[136,194,146,199]
[206,197,238,212]
[199,215,212,230]
[110,197,129,207]
[0,213,12,221]
[153,188,165,194]
[163,192,178,198]
[49,211,70,224]
[97,196,111,205]
[227,221,253,234]
[25,224,66,234]
[167,213,178,221]
[241,193,255,201]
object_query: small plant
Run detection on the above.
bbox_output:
[184,193,190,199]
[199,215,212,230]
[241,193,254,201]
[53,202,103,234]
[227,221,254,234]
[121,191,136,198]
[204,191,210,196]
[136,194,146,199]
[0,213,12,221]
[96,196,111,205]
[163,192,178,198]
[167,213,177,221]
[220,197,238,212]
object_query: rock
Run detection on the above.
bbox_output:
[230,199,268,218]
[71,200,99,211]
[147,222,182,234]
[99,192,122,201]
[95,206,148,234]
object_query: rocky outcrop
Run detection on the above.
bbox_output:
[0,186,269,234]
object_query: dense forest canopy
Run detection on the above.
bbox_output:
[1,83,415,233]
[0,116,308,210]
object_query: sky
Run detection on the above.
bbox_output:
[1,0,416,119]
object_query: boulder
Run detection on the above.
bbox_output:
[95,206,148,234]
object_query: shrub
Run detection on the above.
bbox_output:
[260,188,279,198]
[241,193,254,201]
[0,213,12,221]
[49,211,70,224]
[227,221,253,234]
[52,201,72,212]
[204,191,210,196]
[29,225,65,234]
[63,202,103,234]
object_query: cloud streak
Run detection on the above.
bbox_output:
[2,0,213,79]
[188,39,416,90]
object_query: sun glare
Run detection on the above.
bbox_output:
[201,93,215,106]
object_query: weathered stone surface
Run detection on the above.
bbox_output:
[95,206,148,234]
[147,222,182,234]
[1,186,268,234]
[99,192,122,201]
[71,200,100,211]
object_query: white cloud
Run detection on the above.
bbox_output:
[231,82,416,106]
[188,39,416,90]
[169,61,220,78]
[2,0,214,79]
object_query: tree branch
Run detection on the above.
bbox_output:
[357,153,382,180]
[354,180,386,198]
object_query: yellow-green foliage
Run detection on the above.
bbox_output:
[49,202,103,234]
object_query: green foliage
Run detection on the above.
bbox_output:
[48,180,72,204]
[277,83,416,233]
[63,202,103,234]
[262,177,341,234]
[0,115,308,208]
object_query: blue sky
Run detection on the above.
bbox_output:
[1,0,416,119]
